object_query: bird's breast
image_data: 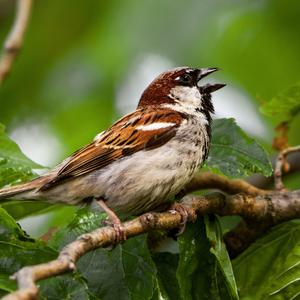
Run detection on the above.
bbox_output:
[92,115,211,214]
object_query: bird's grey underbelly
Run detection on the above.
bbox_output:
[41,120,209,215]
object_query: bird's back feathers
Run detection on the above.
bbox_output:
[38,107,186,191]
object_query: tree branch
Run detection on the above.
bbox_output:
[185,171,269,195]
[274,145,300,190]
[4,190,300,300]
[0,0,33,84]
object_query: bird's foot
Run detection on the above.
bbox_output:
[169,202,192,235]
[112,220,126,244]
[102,217,126,243]
[139,212,158,230]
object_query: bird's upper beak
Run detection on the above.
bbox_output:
[196,67,226,93]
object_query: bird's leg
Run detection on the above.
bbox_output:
[95,198,126,243]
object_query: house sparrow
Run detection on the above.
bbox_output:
[0,67,225,240]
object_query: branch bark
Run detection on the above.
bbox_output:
[4,189,300,300]
[185,172,269,195]
[274,145,300,190]
[0,0,33,84]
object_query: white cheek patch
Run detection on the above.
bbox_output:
[136,122,176,131]
[170,86,201,106]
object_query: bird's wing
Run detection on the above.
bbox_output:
[39,108,186,190]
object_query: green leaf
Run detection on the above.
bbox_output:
[205,215,239,300]
[47,208,107,248]
[0,123,50,220]
[176,216,239,300]
[0,207,91,299]
[152,252,180,300]
[233,219,300,300]
[0,274,17,293]
[1,200,54,220]
[260,82,300,122]
[207,118,272,178]
[39,273,93,300]
[0,123,43,188]
[0,207,56,296]
[0,274,16,298]
[49,208,158,300]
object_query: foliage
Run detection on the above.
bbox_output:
[0,124,42,188]
[176,216,238,300]
[0,125,53,219]
[207,118,272,178]
[260,82,300,123]
[4,198,300,299]
[48,209,158,300]
[0,205,238,299]
[233,220,300,300]
[1,0,300,298]
[0,207,57,297]
[0,114,278,299]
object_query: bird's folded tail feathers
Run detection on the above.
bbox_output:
[0,180,38,200]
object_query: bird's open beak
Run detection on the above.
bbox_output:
[197,67,226,93]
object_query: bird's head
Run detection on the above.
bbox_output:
[138,67,225,115]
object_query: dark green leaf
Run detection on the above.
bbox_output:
[0,207,91,299]
[49,208,158,300]
[39,273,92,300]
[0,123,43,188]
[260,82,300,122]
[233,219,300,299]
[207,118,272,178]
[152,252,180,300]
[176,216,238,300]
[47,208,107,248]
[122,235,158,300]
[176,217,217,300]
[205,215,238,299]
[0,207,56,296]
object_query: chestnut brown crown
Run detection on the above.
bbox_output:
[138,67,225,108]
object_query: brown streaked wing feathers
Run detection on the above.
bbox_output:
[39,108,186,190]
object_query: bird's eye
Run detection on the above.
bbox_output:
[179,73,193,85]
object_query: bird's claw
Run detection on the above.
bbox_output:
[112,222,126,243]
[169,203,190,235]
[102,218,126,244]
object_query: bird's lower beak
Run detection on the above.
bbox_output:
[196,67,226,93]
[199,83,226,93]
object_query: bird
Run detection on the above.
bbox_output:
[0,67,225,241]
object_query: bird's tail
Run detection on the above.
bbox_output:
[0,180,39,200]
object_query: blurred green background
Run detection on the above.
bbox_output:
[0,0,300,236]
